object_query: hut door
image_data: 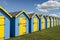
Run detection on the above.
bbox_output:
[19,17,26,35]
[0,16,4,39]
[47,18,50,28]
[33,18,38,32]
[41,18,45,29]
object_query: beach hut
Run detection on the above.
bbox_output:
[28,13,39,32]
[58,18,60,25]
[39,15,47,30]
[46,16,51,28]
[10,10,30,36]
[50,16,54,27]
[55,18,57,26]
[56,18,58,26]
[59,19,60,25]
[53,17,56,27]
[0,6,12,40]
[57,18,59,26]
[55,17,57,26]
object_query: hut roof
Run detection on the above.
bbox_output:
[28,13,40,18]
[39,14,47,18]
[10,11,20,17]
[28,13,35,17]
[0,6,12,18]
[10,10,30,18]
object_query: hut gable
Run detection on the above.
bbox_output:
[0,6,11,39]
[28,13,39,19]
[39,14,46,19]
[10,10,30,18]
[10,11,20,17]
[0,6,12,18]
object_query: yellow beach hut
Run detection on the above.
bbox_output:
[28,13,40,32]
[39,14,47,30]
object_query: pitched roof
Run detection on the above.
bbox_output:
[10,10,30,18]
[28,13,35,17]
[28,13,40,18]
[10,11,20,17]
[39,14,47,18]
[0,6,12,18]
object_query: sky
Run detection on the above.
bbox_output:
[0,0,60,17]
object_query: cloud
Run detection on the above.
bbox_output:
[48,14,59,17]
[27,11,35,14]
[49,0,60,2]
[36,0,60,12]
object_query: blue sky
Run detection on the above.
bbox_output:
[0,0,48,12]
[0,0,60,16]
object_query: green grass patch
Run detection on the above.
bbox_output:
[9,26,60,40]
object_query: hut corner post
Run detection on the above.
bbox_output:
[45,18,47,29]
[10,17,15,37]
[29,18,31,33]
[39,19,41,30]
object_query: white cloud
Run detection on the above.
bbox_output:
[48,14,59,17]
[27,11,34,14]
[36,0,60,12]
[49,0,60,2]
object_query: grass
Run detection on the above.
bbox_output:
[9,26,60,40]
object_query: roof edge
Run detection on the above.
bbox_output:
[15,10,30,18]
[32,14,40,19]
[0,6,12,18]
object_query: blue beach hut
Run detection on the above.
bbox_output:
[53,17,56,27]
[46,16,51,28]
[39,14,47,30]
[0,6,12,40]
[58,18,60,25]
[10,10,30,36]
[50,16,54,27]
[28,13,40,32]
[56,18,59,26]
